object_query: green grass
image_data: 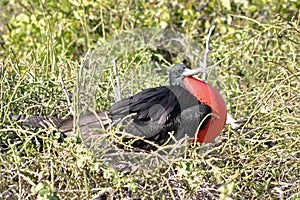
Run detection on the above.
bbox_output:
[1,0,299,199]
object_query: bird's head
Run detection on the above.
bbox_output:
[169,64,227,144]
[169,64,205,86]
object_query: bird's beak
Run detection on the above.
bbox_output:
[182,67,206,77]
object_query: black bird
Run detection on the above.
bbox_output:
[12,64,213,151]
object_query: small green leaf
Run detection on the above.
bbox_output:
[60,0,71,13]
[16,13,30,23]
[221,0,231,10]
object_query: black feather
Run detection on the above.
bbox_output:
[11,64,213,151]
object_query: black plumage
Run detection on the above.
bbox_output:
[12,64,212,151]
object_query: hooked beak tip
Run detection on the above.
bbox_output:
[182,68,206,77]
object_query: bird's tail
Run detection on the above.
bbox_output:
[10,114,63,129]
[10,111,113,138]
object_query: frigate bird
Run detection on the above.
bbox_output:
[12,64,226,151]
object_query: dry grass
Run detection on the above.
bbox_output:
[1,1,299,199]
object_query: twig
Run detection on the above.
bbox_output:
[0,62,3,79]
[200,26,240,129]
[59,76,74,115]
[109,75,118,102]
[111,58,122,101]
[202,25,215,81]
[81,49,91,69]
